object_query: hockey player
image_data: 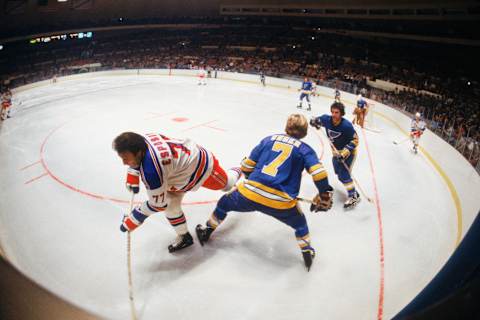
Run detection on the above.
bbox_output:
[311,80,318,97]
[411,112,426,154]
[297,77,313,111]
[113,132,242,252]
[195,114,334,271]
[310,102,361,209]
[260,72,266,87]
[1,88,12,121]
[334,88,341,102]
[353,94,368,128]
[198,67,207,85]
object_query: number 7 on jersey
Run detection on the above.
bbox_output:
[261,142,293,177]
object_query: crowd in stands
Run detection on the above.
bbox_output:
[2,14,480,40]
[1,25,479,168]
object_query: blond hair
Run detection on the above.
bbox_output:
[285,114,308,139]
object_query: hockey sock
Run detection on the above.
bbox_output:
[207,212,223,229]
[166,212,189,235]
[296,234,312,250]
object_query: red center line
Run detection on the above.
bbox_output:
[24,172,48,185]
[182,119,218,132]
[19,160,41,171]
[361,128,385,320]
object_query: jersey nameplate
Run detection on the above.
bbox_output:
[270,135,301,148]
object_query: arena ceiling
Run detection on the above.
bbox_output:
[0,0,478,32]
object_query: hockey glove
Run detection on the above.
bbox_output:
[310,187,333,212]
[120,207,144,232]
[309,117,322,130]
[126,167,140,194]
[334,148,350,160]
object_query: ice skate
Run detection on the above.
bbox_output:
[306,105,311,111]
[344,191,360,209]
[168,232,194,253]
[195,224,214,246]
[301,246,316,272]
[297,104,302,109]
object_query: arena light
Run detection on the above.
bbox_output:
[58,0,68,2]
[0,45,3,50]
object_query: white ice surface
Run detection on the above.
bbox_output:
[0,75,458,320]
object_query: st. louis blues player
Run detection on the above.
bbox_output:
[297,77,313,111]
[353,94,368,128]
[195,114,334,271]
[310,102,361,209]
[334,88,341,102]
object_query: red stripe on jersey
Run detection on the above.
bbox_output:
[180,148,207,192]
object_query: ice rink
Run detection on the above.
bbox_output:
[0,74,459,319]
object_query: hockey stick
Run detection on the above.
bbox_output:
[393,137,410,145]
[297,197,314,204]
[315,127,374,204]
[126,192,138,320]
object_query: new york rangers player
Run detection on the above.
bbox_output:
[411,112,426,154]
[113,132,241,252]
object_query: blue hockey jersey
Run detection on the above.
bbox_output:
[357,98,367,109]
[300,81,313,92]
[238,133,330,209]
[316,115,359,151]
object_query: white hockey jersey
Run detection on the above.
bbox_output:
[411,119,426,133]
[138,133,214,215]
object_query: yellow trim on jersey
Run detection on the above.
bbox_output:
[244,180,292,199]
[308,163,328,181]
[238,181,297,209]
[241,158,256,172]
[351,132,359,148]
[308,163,322,173]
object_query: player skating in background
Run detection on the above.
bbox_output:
[198,67,207,85]
[311,80,318,97]
[195,114,333,271]
[260,71,266,87]
[310,102,361,209]
[297,77,313,111]
[411,112,426,154]
[113,132,242,252]
[1,88,12,121]
[334,88,341,102]
[353,94,368,128]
